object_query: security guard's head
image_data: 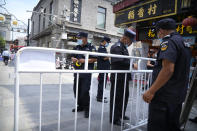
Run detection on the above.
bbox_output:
[77,32,88,46]
[121,26,136,47]
[155,18,176,39]
[101,36,111,47]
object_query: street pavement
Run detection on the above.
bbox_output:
[0,60,197,131]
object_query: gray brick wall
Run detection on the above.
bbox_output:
[31,0,122,47]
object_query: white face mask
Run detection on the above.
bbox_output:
[77,39,83,45]
[125,44,128,48]
[154,53,157,58]
[158,39,163,43]
[105,43,109,47]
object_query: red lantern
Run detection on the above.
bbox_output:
[182,16,197,27]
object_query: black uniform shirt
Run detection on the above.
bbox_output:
[97,45,110,70]
[152,32,191,104]
[71,43,96,70]
[110,41,131,79]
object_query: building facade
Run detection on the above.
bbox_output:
[113,0,197,69]
[30,0,123,49]
[0,13,11,43]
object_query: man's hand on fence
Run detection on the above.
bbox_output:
[143,89,154,103]
[79,59,85,63]
[71,57,78,63]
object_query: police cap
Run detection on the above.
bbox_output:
[124,28,136,42]
[103,36,111,43]
[155,18,176,32]
[77,32,88,38]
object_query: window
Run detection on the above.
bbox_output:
[117,28,124,34]
[43,8,46,29]
[49,1,53,22]
[70,0,82,23]
[32,21,34,35]
[38,14,41,32]
[97,7,106,29]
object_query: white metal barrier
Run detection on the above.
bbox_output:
[14,47,155,131]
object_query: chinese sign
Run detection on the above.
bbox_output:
[138,25,197,40]
[115,0,177,26]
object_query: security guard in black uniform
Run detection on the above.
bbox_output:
[71,32,97,118]
[96,36,111,103]
[110,27,136,126]
[143,18,191,131]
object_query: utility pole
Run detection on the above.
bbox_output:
[27,19,30,46]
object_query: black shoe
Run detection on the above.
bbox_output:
[123,116,130,120]
[84,109,89,118]
[97,98,108,103]
[72,106,84,112]
[189,117,197,123]
[113,119,124,126]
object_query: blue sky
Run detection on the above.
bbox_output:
[5,0,39,24]
[2,0,39,39]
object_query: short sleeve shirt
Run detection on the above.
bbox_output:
[71,43,96,70]
[152,32,191,104]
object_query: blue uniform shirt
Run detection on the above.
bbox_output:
[110,41,131,80]
[152,32,191,104]
[97,45,110,70]
[71,43,96,70]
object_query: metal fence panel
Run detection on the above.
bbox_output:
[14,47,155,131]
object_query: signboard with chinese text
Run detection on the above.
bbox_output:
[138,25,197,40]
[115,0,178,26]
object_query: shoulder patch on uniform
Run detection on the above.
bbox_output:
[160,41,168,51]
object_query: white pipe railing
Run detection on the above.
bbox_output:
[14,47,155,131]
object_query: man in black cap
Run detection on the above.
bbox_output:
[143,18,191,131]
[96,36,111,103]
[110,27,136,126]
[71,32,97,118]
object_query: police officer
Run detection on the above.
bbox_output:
[96,36,111,103]
[143,18,191,131]
[110,27,136,126]
[71,32,97,118]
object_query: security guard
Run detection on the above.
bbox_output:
[71,32,97,118]
[143,18,191,131]
[96,36,111,103]
[110,27,136,126]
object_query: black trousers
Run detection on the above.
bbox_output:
[73,74,91,110]
[110,76,129,122]
[97,73,108,99]
[148,101,182,131]
[3,56,9,62]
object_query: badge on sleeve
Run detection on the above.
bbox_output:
[160,41,168,51]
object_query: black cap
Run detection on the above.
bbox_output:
[103,36,111,43]
[77,32,88,38]
[155,18,176,32]
[124,28,136,41]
